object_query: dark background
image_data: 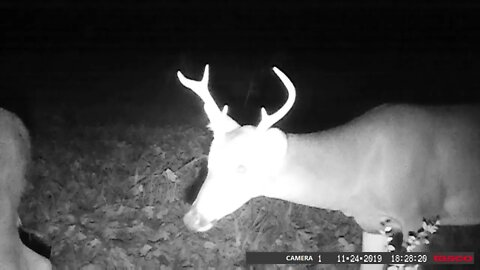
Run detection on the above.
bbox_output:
[1,1,480,132]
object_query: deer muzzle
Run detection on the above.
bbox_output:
[183,207,217,232]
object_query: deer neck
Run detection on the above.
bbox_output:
[267,127,366,215]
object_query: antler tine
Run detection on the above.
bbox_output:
[177,64,239,133]
[257,67,296,130]
[177,64,224,122]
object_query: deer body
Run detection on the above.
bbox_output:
[177,65,480,269]
[269,104,480,234]
[0,108,52,270]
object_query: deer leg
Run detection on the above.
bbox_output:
[361,231,388,270]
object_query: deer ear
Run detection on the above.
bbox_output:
[208,117,240,137]
[262,128,288,163]
[208,105,240,136]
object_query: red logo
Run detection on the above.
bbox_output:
[433,255,474,263]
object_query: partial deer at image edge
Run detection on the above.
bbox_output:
[0,108,52,270]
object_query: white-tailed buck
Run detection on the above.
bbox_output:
[178,65,480,269]
[0,108,52,270]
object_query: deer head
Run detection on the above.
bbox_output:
[178,64,296,231]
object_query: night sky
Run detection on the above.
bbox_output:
[1,1,480,130]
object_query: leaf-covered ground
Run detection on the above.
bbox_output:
[17,108,363,270]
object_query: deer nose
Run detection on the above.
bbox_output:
[183,207,216,232]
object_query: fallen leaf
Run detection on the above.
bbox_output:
[163,168,178,182]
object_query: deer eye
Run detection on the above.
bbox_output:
[237,165,247,174]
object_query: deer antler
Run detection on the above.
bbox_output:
[257,67,296,131]
[177,64,239,133]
